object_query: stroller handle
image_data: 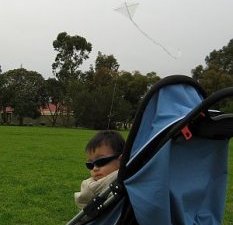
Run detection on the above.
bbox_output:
[169,87,233,138]
[186,87,233,119]
[199,87,233,111]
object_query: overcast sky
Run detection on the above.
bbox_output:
[0,0,233,78]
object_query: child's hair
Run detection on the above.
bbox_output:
[85,130,125,155]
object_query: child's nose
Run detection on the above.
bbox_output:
[93,165,99,171]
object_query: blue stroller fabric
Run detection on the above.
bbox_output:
[123,79,228,225]
[127,83,204,160]
[125,137,228,225]
[67,75,233,225]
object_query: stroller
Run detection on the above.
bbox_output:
[67,75,233,225]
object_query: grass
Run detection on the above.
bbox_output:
[0,126,232,225]
[0,126,96,225]
[224,140,233,225]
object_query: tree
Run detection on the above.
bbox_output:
[109,91,132,130]
[73,86,113,129]
[3,68,46,125]
[192,39,233,86]
[52,32,92,81]
[0,74,12,123]
[191,39,233,111]
[194,39,233,93]
[146,71,160,89]
[205,39,233,75]
[71,50,160,129]
[52,32,92,126]
[117,71,147,117]
[197,69,232,95]
[73,52,121,129]
[95,51,119,72]
[191,65,204,81]
[44,78,65,126]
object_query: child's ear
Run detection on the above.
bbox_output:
[118,154,122,160]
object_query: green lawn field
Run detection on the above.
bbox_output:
[0,126,232,225]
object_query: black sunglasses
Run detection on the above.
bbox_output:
[85,155,120,170]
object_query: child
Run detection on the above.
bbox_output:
[74,130,125,209]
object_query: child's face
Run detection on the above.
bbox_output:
[86,144,121,181]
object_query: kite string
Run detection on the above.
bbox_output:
[124,0,178,60]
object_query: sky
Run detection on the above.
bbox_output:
[0,0,233,79]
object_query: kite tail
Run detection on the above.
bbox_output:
[122,0,180,59]
[130,18,178,59]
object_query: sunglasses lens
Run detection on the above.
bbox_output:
[85,155,119,170]
[95,157,111,167]
[85,162,94,170]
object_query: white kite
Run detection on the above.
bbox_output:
[114,1,181,59]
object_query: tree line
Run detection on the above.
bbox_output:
[192,39,233,112]
[0,32,233,129]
